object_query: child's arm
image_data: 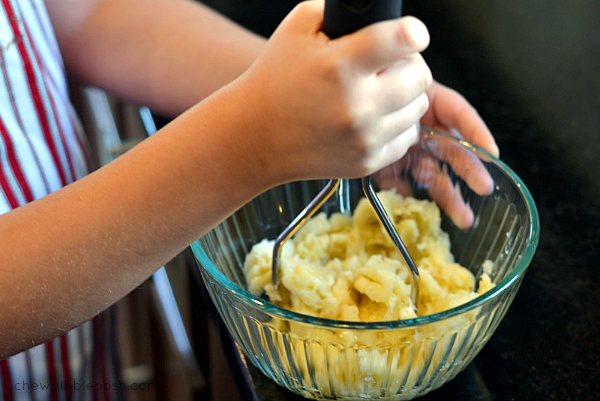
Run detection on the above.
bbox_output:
[1,1,431,358]
[46,0,266,116]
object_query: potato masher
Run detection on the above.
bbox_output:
[271,0,420,306]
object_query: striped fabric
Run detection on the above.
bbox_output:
[0,1,120,400]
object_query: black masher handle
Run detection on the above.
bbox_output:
[323,0,403,39]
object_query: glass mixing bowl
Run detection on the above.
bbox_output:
[190,127,539,400]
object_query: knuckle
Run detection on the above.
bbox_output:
[320,53,352,86]
[422,64,433,90]
[331,102,360,132]
[330,94,374,136]
[352,134,371,157]
[338,121,372,161]
[412,55,433,92]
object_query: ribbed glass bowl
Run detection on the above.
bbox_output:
[191,128,539,400]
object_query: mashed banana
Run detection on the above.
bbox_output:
[244,190,493,321]
[242,191,496,399]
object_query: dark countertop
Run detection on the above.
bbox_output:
[180,0,600,400]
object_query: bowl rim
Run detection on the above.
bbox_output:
[191,128,540,329]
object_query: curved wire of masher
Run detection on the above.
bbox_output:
[271,177,420,307]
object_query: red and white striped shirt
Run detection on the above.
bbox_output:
[1,1,119,400]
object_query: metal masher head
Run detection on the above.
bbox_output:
[270,176,420,307]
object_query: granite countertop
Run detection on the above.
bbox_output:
[184,0,600,399]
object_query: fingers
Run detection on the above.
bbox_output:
[411,157,475,229]
[340,16,430,73]
[372,151,476,229]
[422,82,499,157]
[371,133,494,229]
[424,134,494,196]
[366,54,432,116]
[352,94,426,176]
[372,150,416,196]
[374,123,421,169]
[251,4,437,181]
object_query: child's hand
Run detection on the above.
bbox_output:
[235,0,432,183]
[411,82,497,228]
[421,81,499,157]
[375,126,495,229]
[372,82,499,229]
